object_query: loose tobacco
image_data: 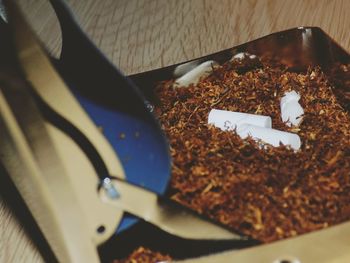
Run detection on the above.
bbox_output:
[155,57,350,243]
[112,246,171,263]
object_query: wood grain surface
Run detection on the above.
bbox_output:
[1,0,349,262]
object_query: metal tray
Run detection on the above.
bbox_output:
[101,27,350,262]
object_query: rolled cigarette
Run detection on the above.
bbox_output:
[280,91,304,127]
[208,109,272,131]
[237,124,301,150]
[174,60,218,88]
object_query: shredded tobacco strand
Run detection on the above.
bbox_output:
[112,246,172,263]
[154,57,350,243]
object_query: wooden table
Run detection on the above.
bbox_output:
[1,0,349,261]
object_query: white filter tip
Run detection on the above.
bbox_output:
[237,124,301,150]
[280,91,304,127]
[173,60,200,78]
[208,109,272,130]
[174,60,218,88]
